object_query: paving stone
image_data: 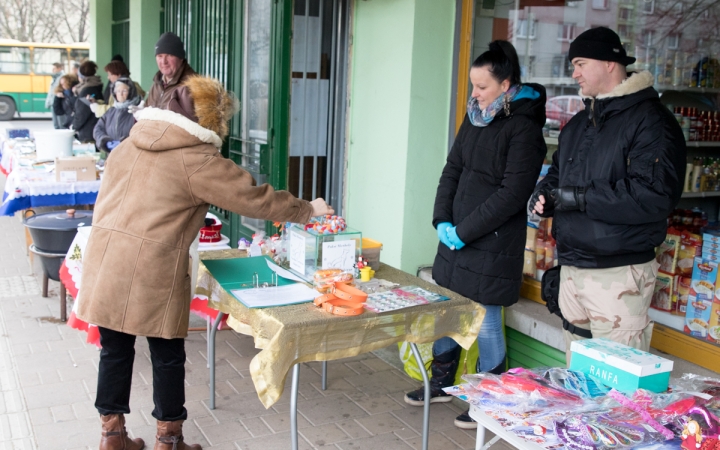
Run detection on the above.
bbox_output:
[0,390,26,414]
[0,277,40,298]
[299,422,350,446]
[404,431,465,450]
[355,412,412,436]
[299,394,368,426]
[335,432,412,450]
[23,381,90,409]
[198,421,251,446]
[260,411,311,433]
[238,417,272,438]
[235,431,314,450]
[350,392,406,415]
[50,404,76,423]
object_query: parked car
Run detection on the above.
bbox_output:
[545,95,584,130]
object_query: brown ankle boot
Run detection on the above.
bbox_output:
[100,414,145,450]
[154,420,201,450]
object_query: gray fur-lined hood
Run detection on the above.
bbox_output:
[582,70,659,123]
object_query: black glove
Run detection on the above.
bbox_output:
[529,187,555,217]
[552,186,586,212]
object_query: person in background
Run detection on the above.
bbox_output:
[131,32,196,116]
[53,74,78,129]
[70,61,80,78]
[78,75,334,450]
[529,27,686,360]
[46,62,65,128]
[72,61,104,143]
[93,77,141,157]
[404,40,547,429]
[103,54,126,102]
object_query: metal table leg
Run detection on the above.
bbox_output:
[208,312,225,410]
[409,343,430,450]
[206,318,211,369]
[290,363,300,450]
[321,361,327,391]
[476,424,486,450]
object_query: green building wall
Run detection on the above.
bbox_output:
[346,0,456,274]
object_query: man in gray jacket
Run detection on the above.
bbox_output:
[46,62,65,128]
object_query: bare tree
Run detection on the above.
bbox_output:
[0,0,90,43]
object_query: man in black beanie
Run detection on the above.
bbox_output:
[144,32,196,114]
[529,27,686,361]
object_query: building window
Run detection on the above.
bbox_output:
[642,0,654,14]
[558,23,575,42]
[667,33,680,49]
[618,24,632,40]
[671,2,683,16]
[516,19,537,39]
[592,0,609,10]
[643,29,655,46]
[619,6,633,20]
[566,1,579,7]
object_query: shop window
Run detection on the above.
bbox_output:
[516,19,537,39]
[592,0,609,10]
[667,33,680,49]
[557,23,574,42]
[642,0,655,15]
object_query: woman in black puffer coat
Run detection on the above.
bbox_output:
[93,77,140,157]
[72,61,104,143]
[404,41,547,429]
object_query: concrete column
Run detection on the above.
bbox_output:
[129,0,162,93]
[346,0,455,273]
[89,0,113,82]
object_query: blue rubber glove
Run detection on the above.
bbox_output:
[446,226,466,251]
[106,140,121,150]
[436,222,453,249]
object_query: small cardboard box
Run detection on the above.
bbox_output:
[569,339,673,394]
[55,156,96,182]
[689,257,719,301]
[704,233,720,244]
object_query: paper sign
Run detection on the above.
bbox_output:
[322,240,356,270]
[59,171,78,182]
[289,230,306,274]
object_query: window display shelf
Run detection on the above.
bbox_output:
[682,191,720,198]
[656,85,720,94]
[686,141,720,148]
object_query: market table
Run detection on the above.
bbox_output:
[0,141,100,216]
[196,249,485,450]
[469,404,684,450]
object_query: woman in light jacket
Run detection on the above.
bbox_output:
[93,77,140,156]
[78,75,333,450]
[404,41,547,429]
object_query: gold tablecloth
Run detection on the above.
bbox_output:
[196,249,485,408]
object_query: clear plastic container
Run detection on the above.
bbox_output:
[361,237,383,271]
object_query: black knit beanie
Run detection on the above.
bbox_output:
[155,32,186,60]
[568,27,635,66]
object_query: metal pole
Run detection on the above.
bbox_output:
[208,312,225,410]
[330,0,344,213]
[324,0,338,202]
[321,360,328,390]
[290,364,301,450]
[298,0,311,200]
[311,0,324,200]
[409,343,430,450]
[206,317,211,369]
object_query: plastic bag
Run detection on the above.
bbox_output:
[398,339,478,385]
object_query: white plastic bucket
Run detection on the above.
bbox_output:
[34,130,75,162]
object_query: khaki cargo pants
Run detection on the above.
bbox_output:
[558,260,659,366]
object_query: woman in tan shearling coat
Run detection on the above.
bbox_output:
[78,76,332,450]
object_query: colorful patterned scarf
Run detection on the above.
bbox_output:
[467,84,522,127]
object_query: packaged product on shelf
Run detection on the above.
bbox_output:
[685,294,713,338]
[676,276,691,315]
[707,298,720,344]
[655,235,679,274]
[651,272,674,312]
[689,257,718,301]
[677,244,699,276]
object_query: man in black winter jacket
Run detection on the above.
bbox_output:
[530,27,686,362]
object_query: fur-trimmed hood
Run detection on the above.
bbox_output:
[183,76,238,140]
[579,70,655,99]
[134,107,223,149]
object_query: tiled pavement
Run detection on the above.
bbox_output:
[0,173,511,450]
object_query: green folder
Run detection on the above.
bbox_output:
[201,256,296,292]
